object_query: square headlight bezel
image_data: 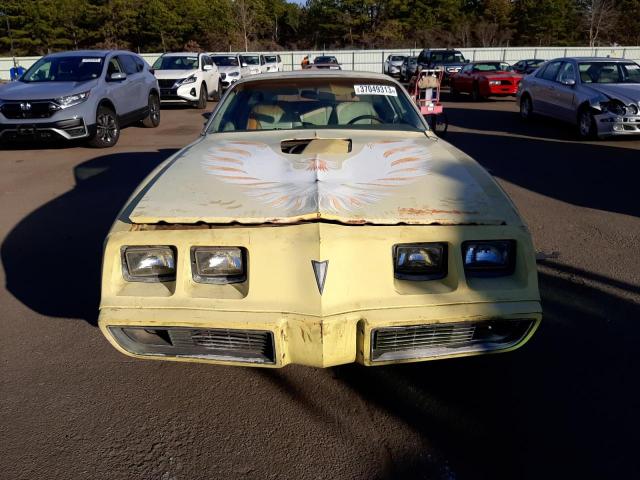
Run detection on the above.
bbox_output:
[121,245,177,283]
[393,242,448,281]
[461,239,516,278]
[190,246,247,284]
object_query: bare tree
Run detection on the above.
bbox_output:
[235,0,256,52]
[583,0,619,47]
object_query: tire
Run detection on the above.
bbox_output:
[142,93,160,128]
[450,82,459,98]
[88,105,119,148]
[471,83,482,101]
[427,112,449,136]
[195,83,207,109]
[520,94,533,121]
[577,106,597,140]
[213,80,222,101]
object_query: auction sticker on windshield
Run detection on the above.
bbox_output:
[354,84,397,96]
[81,58,101,63]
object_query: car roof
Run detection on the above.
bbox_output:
[550,56,629,62]
[45,50,126,58]
[471,60,505,64]
[162,52,201,57]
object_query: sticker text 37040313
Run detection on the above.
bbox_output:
[354,84,398,96]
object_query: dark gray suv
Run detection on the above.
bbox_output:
[0,50,160,147]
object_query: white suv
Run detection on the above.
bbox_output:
[152,52,221,108]
[261,54,283,73]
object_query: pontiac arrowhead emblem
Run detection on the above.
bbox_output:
[311,260,328,295]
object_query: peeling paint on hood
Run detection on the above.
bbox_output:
[127,130,522,226]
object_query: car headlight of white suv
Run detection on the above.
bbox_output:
[55,90,91,109]
[178,74,197,86]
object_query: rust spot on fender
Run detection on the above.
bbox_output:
[399,207,479,216]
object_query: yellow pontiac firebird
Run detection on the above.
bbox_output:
[99,70,541,367]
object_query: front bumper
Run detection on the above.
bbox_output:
[0,117,89,141]
[100,302,541,368]
[484,84,519,96]
[160,82,200,102]
[99,221,542,368]
[221,77,240,89]
[596,113,640,136]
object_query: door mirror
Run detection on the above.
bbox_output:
[561,78,576,86]
[465,59,470,63]
[203,64,213,71]
[109,72,127,81]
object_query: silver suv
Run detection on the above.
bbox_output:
[0,50,160,147]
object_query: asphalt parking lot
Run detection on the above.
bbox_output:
[1,94,639,480]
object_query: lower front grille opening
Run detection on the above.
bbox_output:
[371,318,534,362]
[109,326,275,364]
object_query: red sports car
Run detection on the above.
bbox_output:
[450,61,523,100]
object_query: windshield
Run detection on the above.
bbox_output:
[212,56,239,67]
[390,56,405,62]
[264,55,277,63]
[578,62,640,83]
[153,55,198,70]
[408,57,417,65]
[431,52,465,63]
[241,55,260,65]
[208,78,425,133]
[21,55,104,82]
[315,57,338,64]
[472,62,511,72]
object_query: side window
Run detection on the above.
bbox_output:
[106,57,123,77]
[541,61,562,81]
[558,62,576,83]
[119,55,139,75]
[134,56,146,72]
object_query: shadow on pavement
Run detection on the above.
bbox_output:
[0,149,176,324]
[335,262,640,480]
[444,127,640,217]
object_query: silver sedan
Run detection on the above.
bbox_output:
[517,57,640,138]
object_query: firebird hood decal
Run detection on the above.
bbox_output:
[128,130,521,226]
[201,139,432,214]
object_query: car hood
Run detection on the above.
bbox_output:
[0,79,98,100]
[584,83,640,104]
[154,69,197,80]
[126,130,522,226]
[218,66,240,74]
[480,72,523,79]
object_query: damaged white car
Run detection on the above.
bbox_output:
[518,57,640,138]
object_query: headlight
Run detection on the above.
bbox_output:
[191,247,246,284]
[489,80,501,86]
[228,71,240,77]
[393,243,447,280]
[55,90,90,109]
[462,240,515,277]
[122,246,176,282]
[179,75,197,85]
[600,100,626,115]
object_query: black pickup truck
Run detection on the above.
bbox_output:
[417,49,469,82]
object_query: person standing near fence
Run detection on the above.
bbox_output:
[301,56,310,69]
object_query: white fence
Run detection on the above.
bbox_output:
[2,46,640,80]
